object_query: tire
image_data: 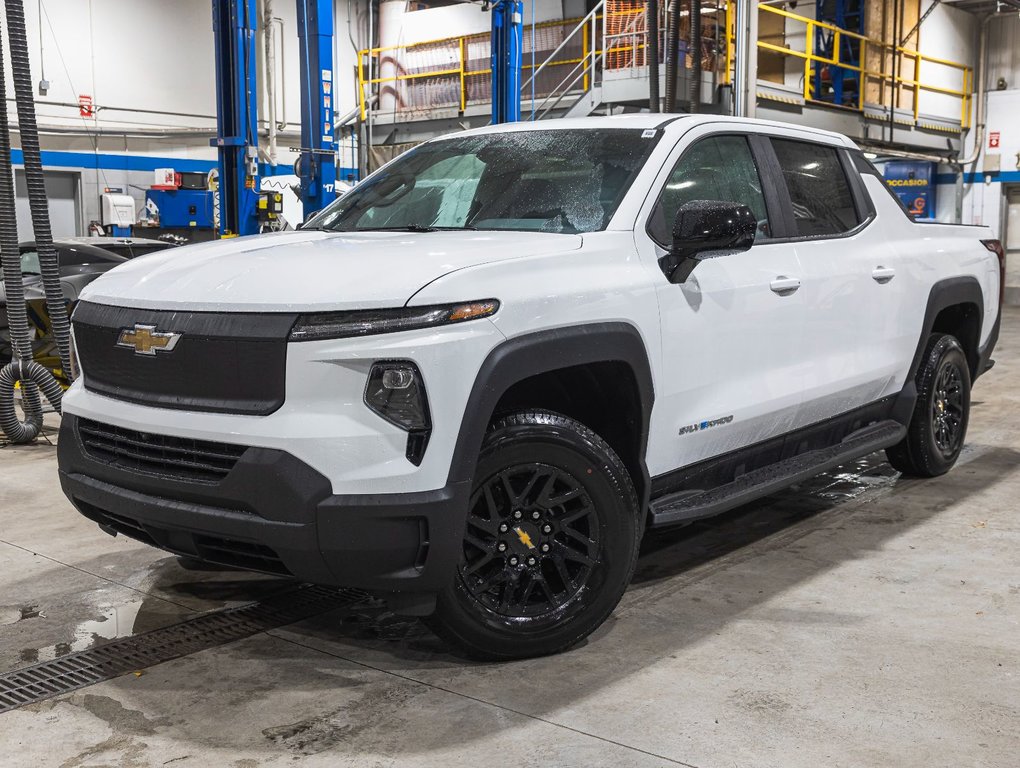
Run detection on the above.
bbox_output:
[428,410,641,660]
[886,333,971,477]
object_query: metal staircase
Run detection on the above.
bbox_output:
[521,1,605,120]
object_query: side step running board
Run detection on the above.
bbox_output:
[648,420,906,528]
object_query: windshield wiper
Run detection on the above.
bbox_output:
[351,225,478,233]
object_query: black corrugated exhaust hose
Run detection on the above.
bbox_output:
[0,29,40,412]
[647,0,660,112]
[689,0,700,113]
[0,6,54,443]
[4,0,73,384]
[663,0,681,112]
[0,359,62,442]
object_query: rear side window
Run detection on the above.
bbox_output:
[648,134,771,246]
[771,139,860,237]
[850,150,914,221]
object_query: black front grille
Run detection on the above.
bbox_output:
[77,418,248,483]
[72,301,298,416]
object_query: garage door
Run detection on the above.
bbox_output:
[15,169,81,239]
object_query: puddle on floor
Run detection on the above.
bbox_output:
[19,601,146,664]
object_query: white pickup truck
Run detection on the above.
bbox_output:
[58,115,1003,660]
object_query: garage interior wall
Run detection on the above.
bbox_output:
[932,12,1020,304]
[0,0,583,233]
[0,0,367,231]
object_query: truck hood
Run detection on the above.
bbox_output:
[80,229,582,311]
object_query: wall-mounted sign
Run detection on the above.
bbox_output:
[883,161,935,220]
[989,131,1000,149]
[78,94,93,118]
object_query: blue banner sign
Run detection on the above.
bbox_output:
[883,161,936,220]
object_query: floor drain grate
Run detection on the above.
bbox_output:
[0,584,370,714]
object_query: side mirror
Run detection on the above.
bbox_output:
[659,200,757,284]
[296,210,321,230]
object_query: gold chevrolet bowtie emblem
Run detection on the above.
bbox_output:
[116,324,182,356]
[514,526,536,550]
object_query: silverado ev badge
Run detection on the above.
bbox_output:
[679,415,734,436]
[116,324,182,356]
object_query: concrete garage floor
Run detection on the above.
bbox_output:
[1,314,1018,768]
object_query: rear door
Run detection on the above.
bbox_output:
[765,136,904,425]
[634,125,808,474]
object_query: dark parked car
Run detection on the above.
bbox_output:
[0,237,177,373]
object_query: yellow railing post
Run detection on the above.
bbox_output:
[724,0,733,86]
[858,38,866,111]
[804,21,813,101]
[358,52,366,121]
[460,37,467,112]
[583,20,589,91]
[913,53,920,122]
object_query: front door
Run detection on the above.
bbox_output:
[635,128,807,476]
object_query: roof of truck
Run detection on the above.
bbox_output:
[452,113,855,147]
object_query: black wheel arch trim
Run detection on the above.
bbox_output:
[447,322,655,509]
[893,275,990,424]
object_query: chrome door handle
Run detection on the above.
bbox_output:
[872,266,896,284]
[770,276,801,296]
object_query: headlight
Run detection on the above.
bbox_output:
[365,361,429,432]
[364,361,431,465]
[289,299,500,342]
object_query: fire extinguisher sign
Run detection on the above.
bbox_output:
[78,94,93,118]
[988,131,1000,149]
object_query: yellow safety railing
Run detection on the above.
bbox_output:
[725,4,972,128]
[357,18,592,121]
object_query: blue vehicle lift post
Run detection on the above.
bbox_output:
[211,0,260,236]
[490,0,523,124]
[296,0,337,218]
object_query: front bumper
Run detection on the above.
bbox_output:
[58,414,469,596]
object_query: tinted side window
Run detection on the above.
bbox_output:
[648,135,771,246]
[56,245,121,266]
[771,139,860,237]
[20,250,40,274]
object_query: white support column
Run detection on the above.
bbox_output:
[732,0,758,118]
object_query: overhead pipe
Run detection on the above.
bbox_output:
[663,0,681,112]
[647,0,659,111]
[689,0,701,113]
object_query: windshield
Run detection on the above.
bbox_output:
[20,250,40,275]
[307,129,660,235]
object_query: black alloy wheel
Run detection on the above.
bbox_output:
[931,357,965,458]
[429,410,641,660]
[459,462,600,619]
[887,333,971,477]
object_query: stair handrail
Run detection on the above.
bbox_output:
[533,49,604,119]
[520,0,605,94]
